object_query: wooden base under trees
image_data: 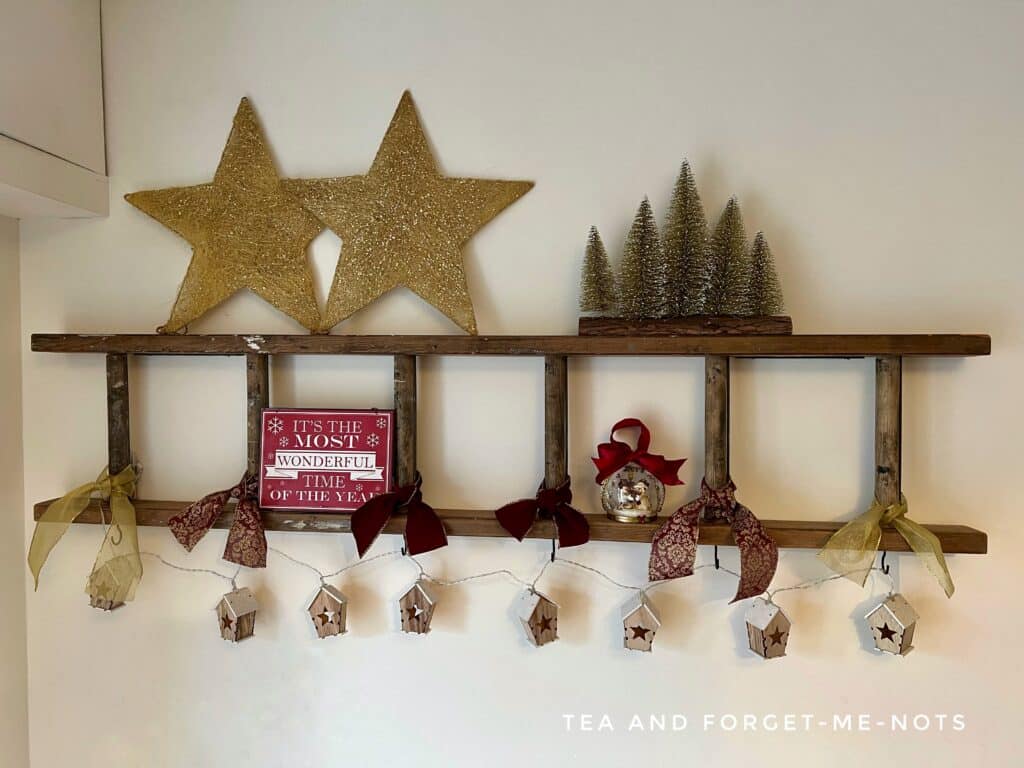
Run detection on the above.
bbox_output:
[578,315,793,337]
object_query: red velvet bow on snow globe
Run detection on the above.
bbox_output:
[592,418,686,486]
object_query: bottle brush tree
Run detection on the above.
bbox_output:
[618,197,667,319]
[579,226,618,316]
[662,160,708,316]
[746,232,784,316]
[704,197,750,315]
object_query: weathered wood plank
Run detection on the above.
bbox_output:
[544,355,568,488]
[579,315,793,336]
[106,353,131,474]
[33,499,988,554]
[245,353,269,477]
[705,355,730,491]
[32,333,992,358]
[394,354,417,487]
[875,356,902,506]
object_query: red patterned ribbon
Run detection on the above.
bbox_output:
[350,473,448,558]
[495,478,590,548]
[592,418,686,485]
[168,473,267,568]
[648,478,777,602]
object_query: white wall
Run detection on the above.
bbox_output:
[19,2,1024,766]
[0,215,28,768]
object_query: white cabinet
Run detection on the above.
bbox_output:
[0,0,108,217]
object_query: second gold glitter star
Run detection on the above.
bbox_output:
[285,91,534,334]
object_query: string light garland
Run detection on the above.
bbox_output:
[102,539,914,655]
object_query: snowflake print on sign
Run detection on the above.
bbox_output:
[259,409,394,512]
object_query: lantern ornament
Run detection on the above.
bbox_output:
[307,583,348,639]
[592,418,685,524]
[865,593,918,656]
[745,597,790,659]
[517,590,559,647]
[399,578,437,635]
[88,568,125,612]
[216,587,258,643]
[621,592,661,652]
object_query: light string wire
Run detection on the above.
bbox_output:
[113,502,897,609]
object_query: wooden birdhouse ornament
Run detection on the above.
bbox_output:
[399,578,437,635]
[517,590,558,647]
[865,593,918,656]
[87,568,124,612]
[216,587,258,643]
[745,597,790,659]
[307,583,348,639]
[621,592,661,652]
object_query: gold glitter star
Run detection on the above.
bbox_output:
[286,91,533,334]
[126,98,323,333]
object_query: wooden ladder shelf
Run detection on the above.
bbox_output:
[31,333,991,555]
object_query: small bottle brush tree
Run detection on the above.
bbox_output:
[746,232,784,316]
[619,197,668,319]
[662,161,709,316]
[704,197,750,315]
[579,226,618,316]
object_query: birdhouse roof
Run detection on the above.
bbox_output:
[401,578,437,607]
[218,587,258,618]
[865,593,918,628]
[308,583,347,609]
[745,597,785,631]
[516,590,557,622]
[621,593,661,627]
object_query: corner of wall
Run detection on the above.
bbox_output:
[0,214,29,767]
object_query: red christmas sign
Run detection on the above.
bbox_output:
[258,409,394,512]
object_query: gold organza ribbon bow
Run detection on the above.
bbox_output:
[28,466,143,605]
[818,495,954,598]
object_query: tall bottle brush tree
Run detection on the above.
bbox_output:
[704,197,751,315]
[579,226,618,316]
[619,197,669,319]
[746,232,784,316]
[662,161,709,316]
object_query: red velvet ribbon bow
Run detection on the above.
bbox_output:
[592,418,686,485]
[648,478,778,602]
[168,473,267,568]
[350,473,448,558]
[495,478,590,548]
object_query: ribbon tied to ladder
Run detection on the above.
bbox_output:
[592,418,686,485]
[818,494,954,597]
[648,477,778,602]
[28,465,143,605]
[350,473,448,557]
[495,477,590,548]
[168,472,267,568]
